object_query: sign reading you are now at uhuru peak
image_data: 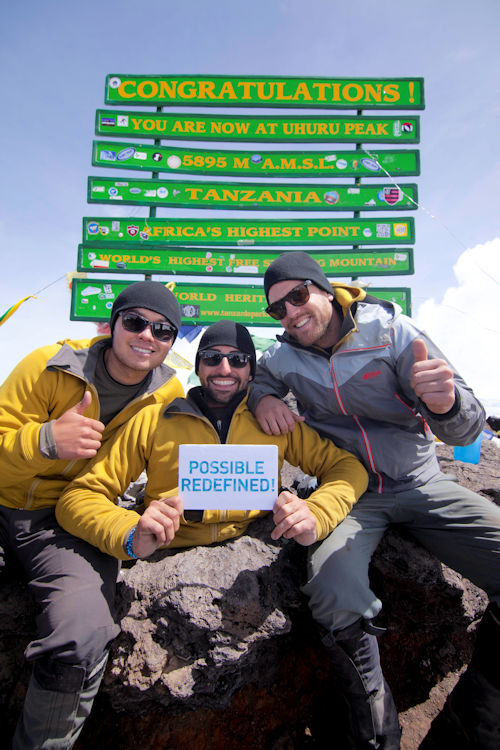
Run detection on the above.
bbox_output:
[105,75,424,109]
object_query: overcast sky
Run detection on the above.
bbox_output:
[1,0,499,413]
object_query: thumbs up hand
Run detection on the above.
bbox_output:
[410,338,456,414]
[51,391,105,459]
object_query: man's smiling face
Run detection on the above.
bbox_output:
[267,279,337,348]
[198,345,252,405]
[105,307,174,384]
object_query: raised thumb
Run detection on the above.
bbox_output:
[412,338,428,363]
[72,390,92,415]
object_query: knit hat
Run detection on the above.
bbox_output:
[110,281,181,336]
[195,321,256,376]
[264,251,332,302]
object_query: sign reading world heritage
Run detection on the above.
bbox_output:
[78,245,414,278]
[95,110,420,143]
[92,141,420,178]
[105,75,424,109]
[88,177,418,211]
[71,278,411,322]
[83,216,415,246]
[83,216,415,249]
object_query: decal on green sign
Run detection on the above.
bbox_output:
[105,75,424,109]
[71,279,411,322]
[92,141,420,178]
[95,110,420,143]
[78,246,414,278]
[88,177,418,211]
[83,216,415,246]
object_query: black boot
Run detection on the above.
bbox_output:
[428,603,500,748]
[320,619,401,749]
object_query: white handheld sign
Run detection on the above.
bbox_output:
[178,444,278,510]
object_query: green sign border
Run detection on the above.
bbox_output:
[83,216,416,246]
[78,245,414,278]
[104,75,424,109]
[95,110,421,144]
[87,177,418,212]
[71,278,411,323]
[92,141,420,178]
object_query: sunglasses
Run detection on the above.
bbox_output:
[265,280,313,320]
[198,350,251,368]
[120,311,177,342]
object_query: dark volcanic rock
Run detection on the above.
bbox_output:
[2,440,498,749]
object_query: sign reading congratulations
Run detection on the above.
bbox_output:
[178,444,278,510]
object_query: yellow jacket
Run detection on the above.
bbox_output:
[0,337,184,510]
[57,392,368,559]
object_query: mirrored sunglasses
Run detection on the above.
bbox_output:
[199,350,250,368]
[120,311,177,342]
[265,280,313,320]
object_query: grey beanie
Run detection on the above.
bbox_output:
[195,320,256,376]
[110,281,181,336]
[264,251,332,302]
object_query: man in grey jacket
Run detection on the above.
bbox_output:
[249,251,500,749]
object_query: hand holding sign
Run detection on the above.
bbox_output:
[271,491,318,546]
[133,495,183,558]
[410,339,455,414]
[52,392,105,460]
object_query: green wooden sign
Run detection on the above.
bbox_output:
[83,216,415,246]
[105,75,424,109]
[92,141,420,178]
[71,278,411,323]
[95,110,420,143]
[78,245,414,278]
[88,177,418,211]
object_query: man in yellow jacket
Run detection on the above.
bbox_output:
[0,281,184,750]
[57,319,367,564]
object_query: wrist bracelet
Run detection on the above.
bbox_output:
[125,527,138,559]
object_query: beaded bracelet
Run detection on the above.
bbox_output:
[124,527,138,559]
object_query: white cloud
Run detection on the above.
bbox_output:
[415,237,500,415]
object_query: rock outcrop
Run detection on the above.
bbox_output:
[2,440,498,749]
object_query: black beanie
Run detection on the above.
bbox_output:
[195,321,256,376]
[110,281,181,337]
[264,251,332,302]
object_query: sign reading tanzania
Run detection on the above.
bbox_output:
[105,75,424,109]
[178,444,278,510]
[95,110,420,143]
[78,245,414,278]
[92,141,420,178]
[83,216,415,246]
[88,177,418,211]
[71,279,411,322]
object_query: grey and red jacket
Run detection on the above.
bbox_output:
[249,283,485,494]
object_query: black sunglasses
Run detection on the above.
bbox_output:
[199,350,251,368]
[120,311,177,342]
[265,280,313,320]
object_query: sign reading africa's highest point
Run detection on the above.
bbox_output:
[105,75,424,109]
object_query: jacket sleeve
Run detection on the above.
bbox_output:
[56,406,162,559]
[0,345,73,487]
[392,316,485,445]
[285,423,368,540]
[247,343,291,412]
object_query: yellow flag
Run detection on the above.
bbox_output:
[0,296,36,327]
